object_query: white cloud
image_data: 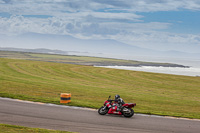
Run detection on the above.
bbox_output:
[1,0,200,15]
[114,31,200,53]
[0,13,200,52]
[0,0,200,53]
[0,14,170,36]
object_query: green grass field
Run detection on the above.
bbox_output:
[0,58,200,119]
[0,124,73,133]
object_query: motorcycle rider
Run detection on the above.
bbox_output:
[115,94,125,111]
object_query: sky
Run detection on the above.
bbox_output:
[0,0,200,53]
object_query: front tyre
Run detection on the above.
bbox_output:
[98,106,109,115]
[122,107,134,118]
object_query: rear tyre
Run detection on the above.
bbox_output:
[98,106,109,115]
[122,107,134,118]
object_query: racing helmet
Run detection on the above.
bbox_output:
[115,94,120,100]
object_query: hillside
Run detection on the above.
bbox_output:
[1,33,200,60]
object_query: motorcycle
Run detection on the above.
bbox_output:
[98,96,136,118]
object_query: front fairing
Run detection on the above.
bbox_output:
[104,100,112,108]
[104,100,109,106]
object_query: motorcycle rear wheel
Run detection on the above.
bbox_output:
[98,106,109,115]
[122,107,134,118]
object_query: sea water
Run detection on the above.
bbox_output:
[96,58,200,77]
[98,66,200,77]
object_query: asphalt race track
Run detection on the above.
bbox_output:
[0,97,200,133]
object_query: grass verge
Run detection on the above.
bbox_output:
[0,124,73,133]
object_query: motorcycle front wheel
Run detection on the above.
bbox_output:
[98,106,109,115]
[122,107,134,118]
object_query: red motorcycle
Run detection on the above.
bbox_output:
[98,96,136,118]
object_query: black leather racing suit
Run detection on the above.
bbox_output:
[116,98,125,111]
